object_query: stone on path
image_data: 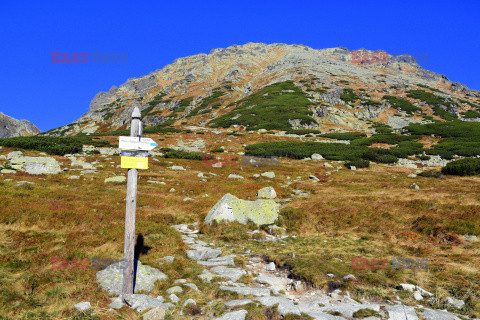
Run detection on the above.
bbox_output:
[123,294,173,312]
[142,307,166,320]
[166,286,183,294]
[219,285,270,297]
[422,308,462,320]
[257,296,301,316]
[225,299,253,307]
[213,310,248,320]
[186,247,222,260]
[204,193,279,226]
[385,305,419,320]
[96,260,167,296]
[210,266,246,281]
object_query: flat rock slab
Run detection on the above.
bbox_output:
[186,247,222,260]
[123,294,173,312]
[255,274,290,294]
[257,296,301,316]
[321,304,381,318]
[422,308,461,320]
[219,285,271,297]
[8,153,61,175]
[210,266,246,282]
[385,305,419,320]
[214,310,248,320]
[96,260,167,296]
[198,255,235,266]
[225,299,253,307]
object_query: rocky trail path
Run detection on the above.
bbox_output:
[91,222,474,319]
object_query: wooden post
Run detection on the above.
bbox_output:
[122,107,142,300]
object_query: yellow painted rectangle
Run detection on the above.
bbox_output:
[121,156,148,169]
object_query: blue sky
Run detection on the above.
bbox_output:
[1,0,479,131]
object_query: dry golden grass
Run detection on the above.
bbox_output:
[0,131,479,318]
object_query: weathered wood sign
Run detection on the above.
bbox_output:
[121,107,157,301]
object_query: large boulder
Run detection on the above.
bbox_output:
[7,151,61,175]
[204,193,279,226]
[96,260,167,296]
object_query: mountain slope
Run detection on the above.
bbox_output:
[0,112,41,138]
[45,43,480,136]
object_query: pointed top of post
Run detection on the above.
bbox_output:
[132,107,141,119]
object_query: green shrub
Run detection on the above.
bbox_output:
[210,81,315,131]
[418,155,430,160]
[383,95,420,114]
[345,160,370,168]
[285,129,322,135]
[340,88,359,103]
[461,110,480,119]
[442,158,480,176]
[418,170,443,178]
[211,148,224,153]
[0,136,111,156]
[406,89,458,120]
[319,132,367,140]
[164,150,204,160]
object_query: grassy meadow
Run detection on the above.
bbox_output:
[0,129,479,319]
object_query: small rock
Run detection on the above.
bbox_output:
[324,162,333,168]
[444,297,465,309]
[228,174,244,179]
[169,188,175,192]
[183,197,195,202]
[142,307,166,320]
[104,176,126,183]
[256,187,277,199]
[213,310,248,320]
[349,166,356,170]
[166,286,183,294]
[72,301,91,312]
[169,294,179,303]
[266,262,276,271]
[414,291,423,301]
[408,173,417,178]
[197,172,204,178]
[68,175,80,180]
[225,299,253,307]
[410,183,420,190]
[184,283,199,291]
[168,166,185,170]
[326,273,335,278]
[253,174,260,178]
[343,274,357,281]
[174,279,187,284]
[261,171,275,179]
[311,153,323,160]
[309,175,320,182]
[183,299,196,307]
[463,235,478,242]
[1,169,16,174]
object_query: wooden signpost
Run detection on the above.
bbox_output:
[121,107,157,300]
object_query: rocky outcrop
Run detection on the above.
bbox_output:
[6,151,61,175]
[204,193,279,226]
[51,42,479,136]
[0,112,40,138]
